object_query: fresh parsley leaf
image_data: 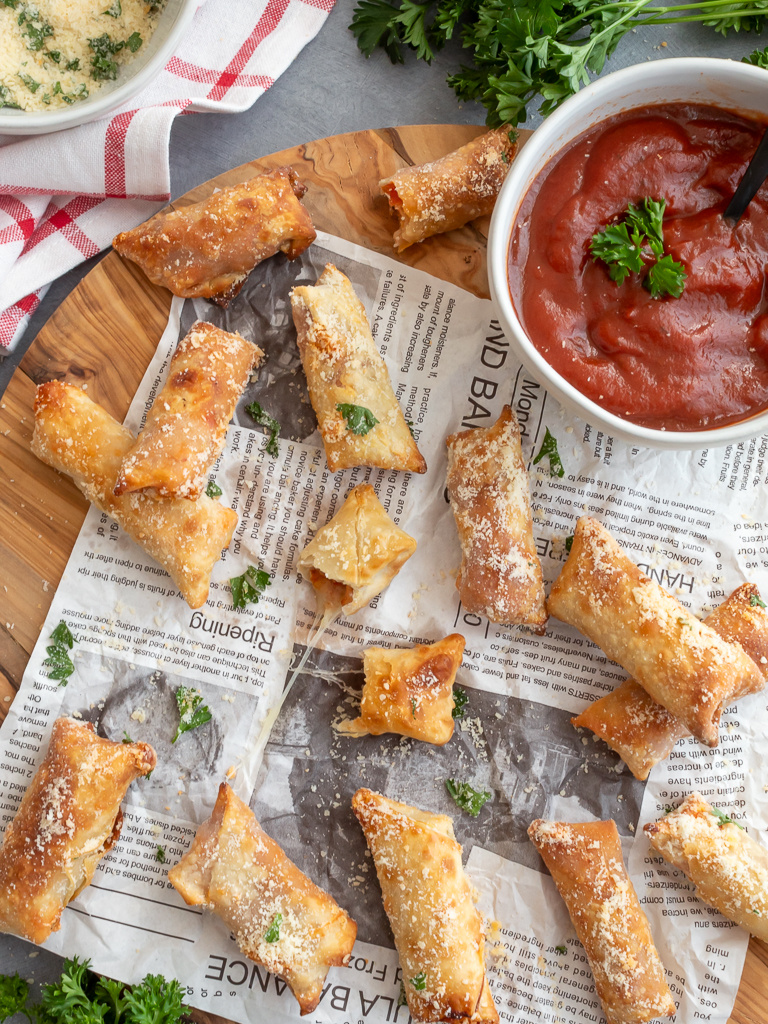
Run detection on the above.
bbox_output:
[122,974,189,1023]
[246,401,280,458]
[451,685,468,720]
[18,73,40,93]
[156,845,167,863]
[407,419,416,438]
[264,913,282,942]
[592,197,685,298]
[172,686,212,744]
[66,57,81,70]
[565,534,574,554]
[711,806,745,830]
[350,0,405,63]
[40,956,94,1019]
[231,565,271,610]
[336,402,379,436]
[94,977,127,1023]
[104,0,122,15]
[205,479,222,499]
[397,980,408,1007]
[532,427,564,478]
[743,45,768,68]
[0,84,21,109]
[48,50,61,62]
[0,974,30,1022]
[20,13,54,52]
[555,944,567,955]
[122,731,133,744]
[626,197,666,257]
[590,220,645,285]
[126,31,142,52]
[645,253,687,300]
[409,971,427,991]
[445,778,491,817]
[750,592,766,609]
[51,621,74,648]
[43,620,75,683]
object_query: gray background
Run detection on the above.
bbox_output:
[2,1,768,1010]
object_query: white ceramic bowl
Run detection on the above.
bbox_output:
[488,57,768,450]
[0,0,198,136]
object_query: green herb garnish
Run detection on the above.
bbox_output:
[645,253,687,300]
[407,419,416,438]
[411,697,417,718]
[397,981,408,1007]
[231,565,271,610]
[172,686,212,744]
[126,31,142,52]
[48,50,61,62]
[711,806,745,830]
[744,45,768,69]
[205,480,222,499]
[43,620,75,684]
[555,944,567,955]
[66,57,80,70]
[264,913,282,943]
[0,973,29,1022]
[750,592,767,609]
[532,427,564,478]
[104,0,122,15]
[122,731,133,744]
[88,33,125,80]
[156,845,167,864]
[565,534,574,554]
[337,402,379,436]
[451,685,468,720]
[591,198,686,299]
[18,73,40,93]
[19,11,54,52]
[410,971,427,991]
[0,84,21,108]
[445,778,491,817]
[246,401,280,458]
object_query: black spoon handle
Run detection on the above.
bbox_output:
[724,125,768,223]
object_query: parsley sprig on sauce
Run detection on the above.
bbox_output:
[43,621,76,684]
[172,686,212,744]
[445,778,491,817]
[591,198,687,299]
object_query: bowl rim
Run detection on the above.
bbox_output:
[0,0,198,135]
[488,55,768,450]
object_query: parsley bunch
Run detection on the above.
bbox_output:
[0,957,189,1023]
[350,1,768,127]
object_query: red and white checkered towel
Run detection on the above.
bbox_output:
[0,0,335,352]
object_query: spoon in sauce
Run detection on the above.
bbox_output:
[723,127,768,223]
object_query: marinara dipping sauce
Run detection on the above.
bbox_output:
[509,104,768,431]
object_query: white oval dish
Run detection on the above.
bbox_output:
[488,57,768,450]
[0,0,198,136]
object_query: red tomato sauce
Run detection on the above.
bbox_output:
[509,104,768,432]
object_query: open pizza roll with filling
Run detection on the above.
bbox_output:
[298,484,416,619]
[114,321,263,499]
[113,166,316,306]
[32,381,237,609]
[572,583,768,779]
[338,634,465,745]
[380,125,517,252]
[547,517,762,746]
[291,264,426,474]
[528,818,675,1024]
[352,788,498,1024]
[168,783,357,1015]
[645,793,768,941]
[0,717,155,945]
[446,405,547,631]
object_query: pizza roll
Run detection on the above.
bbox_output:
[645,793,768,941]
[528,818,675,1024]
[352,788,498,1024]
[338,634,465,745]
[32,381,237,609]
[113,166,316,306]
[446,405,547,631]
[291,264,426,474]
[380,125,517,252]
[547,518,762,746]
[572,583,768,779]
[168,783,356,1015]
[114,322,263,499]
[0,717,155,945]
[298,484,416,619]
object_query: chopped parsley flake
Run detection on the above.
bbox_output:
[564,534,574,554]
[246,401,280,458]
[43,621,75,684]
[264,913,282,943]
[18,72,40,92]
[750,592,766,609]
[451,686,468,720]
[409,971,427,991]
[711,806,745,830]
[205,480,222,499]
[47,50,61,62]
[104,0,122,15]
[172,686,212,744]
[445,779,491,817]
[411,697,417,718]
[532,428,564,478]
[337,402,379,436]
[156,845,167,863]
[0,84,21,108]
[231,565,271,610]
[122,731,133,744]
[126,31,142,52]
[397,981,407,1007]
[555,944,567,955]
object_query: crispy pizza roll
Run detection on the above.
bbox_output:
[291,264,426,474]
[32,381,237,609]
[338,634,465,745]
[645,793,768,941]
[572,583,768,779]
[169,783,356,1015]
[547,518,762,746]
[0,717,155,945]
[528,818,675,1024]
[298,484,416,619]
[446,405,547,631]
[114,322,263,499]
[352,788,498,1024]
[113,166,316,306]
[380,126,517,252]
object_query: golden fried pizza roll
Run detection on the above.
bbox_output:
[446,405,547,631]
[380,125,517,252]
[572,583,768,779]
[645,793,768,941]
[338,634,465,745]
[114,322,263,499]
[0,718,155,944]
[169,783,356,1015]
[113,166,316,306]
[548,518,762,746]
[298,484,416,619]
[32,381,237,609]
[291,264,426,474]
[528,818,675,1024]
[352,788,498,1024]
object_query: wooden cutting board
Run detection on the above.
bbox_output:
[0,124,765,1024]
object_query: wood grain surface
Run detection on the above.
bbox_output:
[0,124,765,1024]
